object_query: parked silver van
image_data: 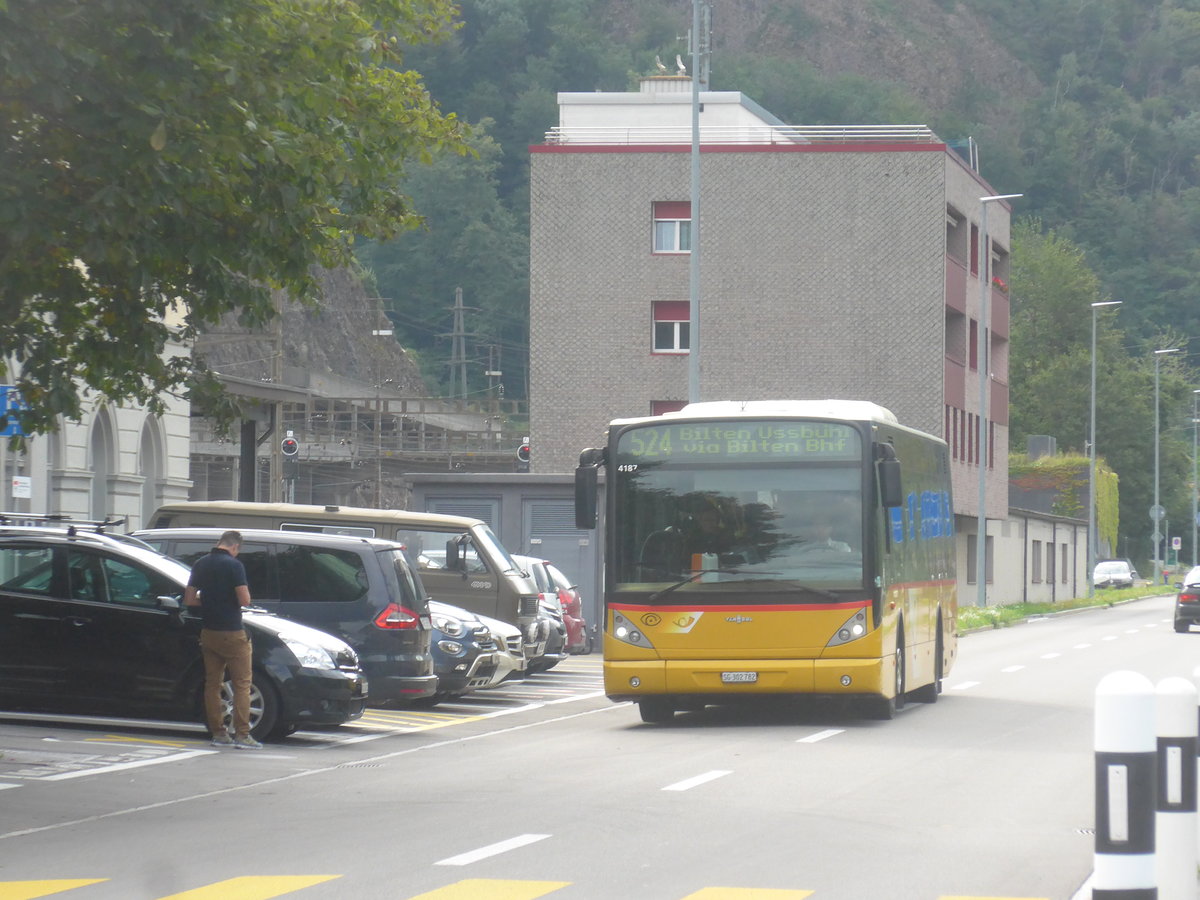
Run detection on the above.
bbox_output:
[148,502,544,655]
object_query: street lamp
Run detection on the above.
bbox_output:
[975,192,1022,608]
[1153,347,1181,586]
[1192,388,1199,568]
[1088,300,1122,597]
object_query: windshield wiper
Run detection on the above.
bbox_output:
[647,569,742,601]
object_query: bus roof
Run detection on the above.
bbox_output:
[611,400,900,428]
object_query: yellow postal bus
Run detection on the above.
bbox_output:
[574,400,956,722]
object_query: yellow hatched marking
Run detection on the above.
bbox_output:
[86,734,192,748]
[157,875,340,899]
[408,879,570,899]
[357,711,487,730]
[680,890,814,900]
[0,881,107,899]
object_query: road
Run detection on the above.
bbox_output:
[0,595,1193,900]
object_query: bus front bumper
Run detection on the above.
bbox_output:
[604,657,893,701]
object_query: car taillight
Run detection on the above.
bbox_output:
[1180,591,1200,605]
[557,589,574,613]
[375,603,419,629]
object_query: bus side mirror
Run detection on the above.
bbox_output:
[878,458,902,508]
[575,466,598,529]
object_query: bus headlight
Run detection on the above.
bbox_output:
[826,609,868,648]
[612,611,654,649]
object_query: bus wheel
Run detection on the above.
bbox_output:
[909,619,943,704]
[638,697,675,724]
[868,626,906,720]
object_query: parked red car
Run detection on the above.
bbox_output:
[519,556,591,655]
[543,561,590,655]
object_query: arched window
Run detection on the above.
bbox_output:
[139,419,165,529]
[90,408,116,520]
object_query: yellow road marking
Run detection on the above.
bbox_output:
[0,881,107,899]
[157,875,340,899]
[85,735,192,748]
[408,879,571,899]
[681,890,814,899]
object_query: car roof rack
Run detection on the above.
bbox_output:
[0,512,128,534]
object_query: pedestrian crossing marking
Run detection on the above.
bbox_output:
[681,890,814,899]
[157,875,340,899]
[409,880,570,899]
[0,881,107,899]
[0,879,1063,899]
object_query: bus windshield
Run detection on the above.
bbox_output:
[613,420,865,595]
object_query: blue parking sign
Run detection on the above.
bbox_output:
[0,386,27,437]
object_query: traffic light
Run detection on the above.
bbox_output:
[516,441,530,463]
[281,436,299,457]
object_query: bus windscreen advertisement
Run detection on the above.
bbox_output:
[616,421,859,464]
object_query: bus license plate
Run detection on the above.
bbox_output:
[721,671,757,684]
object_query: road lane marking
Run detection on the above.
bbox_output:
[950,681,980,690]
[0,880,107,899]
[411,879,570,899]
[796,729,844,744]
[1001,665,1024,673]
[157,875,340,898]
[29,749,215,781]
[681,890,814,899]
[663,770,732,791]
[435,834,551,866]
[1041,653,1061,659]
[1074,643,1091,649]
[0,704,627,842]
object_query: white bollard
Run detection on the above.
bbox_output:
[1155,676,1197,900]
[1094,670,1157,899]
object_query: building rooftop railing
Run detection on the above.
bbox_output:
[543,124,940,146]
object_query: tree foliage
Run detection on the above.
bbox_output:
[1010,219,1193,569]
[357,123,528,400]
[0,0,467,434]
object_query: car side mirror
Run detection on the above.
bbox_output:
[159,595,183,612]
[1175,582,1183,590]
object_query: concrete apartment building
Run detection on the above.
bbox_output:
[529,75,1085,604]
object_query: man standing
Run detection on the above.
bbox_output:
[183,530,262,750]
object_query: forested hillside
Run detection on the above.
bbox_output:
[357,0,1200,567]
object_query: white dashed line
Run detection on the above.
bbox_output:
[1041,652,1061,659]
[950,681,980,691]
[663,770,732,791]
[1075,643,1092,649]
[435,833,551,866]
[1001,665,1024,673]
[796,729,844,744]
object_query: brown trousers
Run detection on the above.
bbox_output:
[199,628,252,738]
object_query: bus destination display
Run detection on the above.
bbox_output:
[617,421,860,463]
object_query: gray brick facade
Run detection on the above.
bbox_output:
[530,99,1010,525]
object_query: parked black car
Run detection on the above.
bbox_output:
[0,525,366,740]
[134,527,437,706]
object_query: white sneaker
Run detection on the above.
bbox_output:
[210,731,234,747]
[232,734,263,751]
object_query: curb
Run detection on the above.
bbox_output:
[958,591,1177,637]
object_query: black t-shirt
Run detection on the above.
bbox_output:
[187,547,248,631]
